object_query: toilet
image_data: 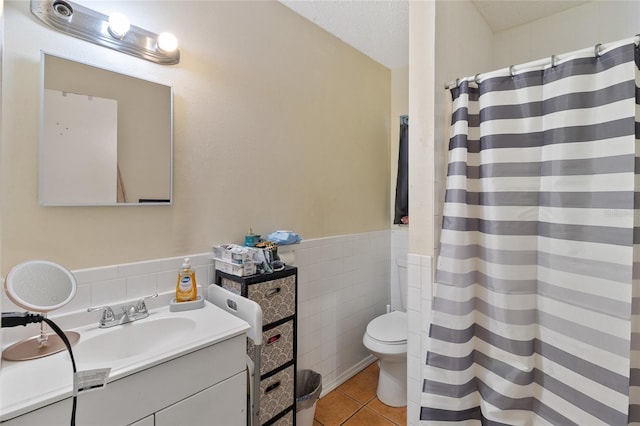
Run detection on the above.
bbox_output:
[363,257,408,407]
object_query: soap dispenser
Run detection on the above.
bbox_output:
[176,258,197,302]
[245,227,258,247]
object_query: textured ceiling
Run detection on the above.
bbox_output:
[279,0,589,70]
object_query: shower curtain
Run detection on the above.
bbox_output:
[422,40,640,425]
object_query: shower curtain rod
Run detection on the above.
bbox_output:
[444,34,640,90]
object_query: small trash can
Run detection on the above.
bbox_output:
[296,370,322,426]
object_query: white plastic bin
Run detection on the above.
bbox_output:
[296,370,322,426]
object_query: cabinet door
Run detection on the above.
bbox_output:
[155,371,246,426]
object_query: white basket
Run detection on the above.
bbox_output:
[213,245,255,265]
[214,258,257,276]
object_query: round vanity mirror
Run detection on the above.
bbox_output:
[3,260,80,361]
[5,260,77,311]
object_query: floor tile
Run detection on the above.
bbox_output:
[367,397,407,425]
[363,361,379,378]
[314,361,407,426]
[336,368,378,404]
[314,390,361,426]
[342,407,396,426]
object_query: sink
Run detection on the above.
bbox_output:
[71,317,197,364]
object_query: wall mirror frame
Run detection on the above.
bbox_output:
[39,51,174,206]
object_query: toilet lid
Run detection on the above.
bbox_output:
[366,311,407,343]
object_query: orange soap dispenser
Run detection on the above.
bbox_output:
[176,258,197,302]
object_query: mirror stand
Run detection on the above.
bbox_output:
[2,318,80,361]
[2,260,80,361]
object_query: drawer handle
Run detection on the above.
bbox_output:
[265,287,281,297]
[265,381,281,394]
[266,334,281,345]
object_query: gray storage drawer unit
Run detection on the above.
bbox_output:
[216,266,297,426]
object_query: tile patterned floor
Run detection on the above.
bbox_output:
[313,362,407,426]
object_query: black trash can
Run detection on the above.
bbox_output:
[296,370,322,426]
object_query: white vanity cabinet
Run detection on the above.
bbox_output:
[2,335,247,426]
[154,372,245,426]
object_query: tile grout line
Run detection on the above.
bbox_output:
[314,361,405,426]
[365,400,403,425]
[340,405,366,425]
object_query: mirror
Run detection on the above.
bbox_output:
[3,260,79,360]
[39,52,173,206]
[4,260,77,312]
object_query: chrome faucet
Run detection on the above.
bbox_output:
[88,294,158,328]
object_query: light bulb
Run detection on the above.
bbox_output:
[108,13,130,38]
[157,32,178,52]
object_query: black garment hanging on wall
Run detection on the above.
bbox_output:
[393,117,408,224]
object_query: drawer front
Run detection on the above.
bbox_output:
[219,278,243,295]
[259,365,294,425]
[248,320,294,376]
[248,275,295,325]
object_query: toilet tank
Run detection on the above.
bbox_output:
[397,256,408,310]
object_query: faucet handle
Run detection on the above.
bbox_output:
[123,304,137,316]
[88,305,116,324]
[135,293,158,314]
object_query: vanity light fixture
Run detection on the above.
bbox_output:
[107,12,130,39]
[31,0,180,65]
[157,32,179,53]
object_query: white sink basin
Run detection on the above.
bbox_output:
[72,317,197,363]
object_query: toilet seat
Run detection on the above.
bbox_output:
[365,311,407,344]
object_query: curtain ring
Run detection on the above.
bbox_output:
[551,54,558,68]
[455,78,460,87]
[594,43,602,58]
[509,65,516,78]
[474,73,481,85]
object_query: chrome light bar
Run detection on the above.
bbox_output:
[30,0,180,65]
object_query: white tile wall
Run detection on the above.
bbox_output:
[292,230,391,395]
[391,226,409,310]
[407,253,432,426]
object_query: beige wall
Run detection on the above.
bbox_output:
[1,1,391,273]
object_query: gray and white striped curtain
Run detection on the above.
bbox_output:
[422,39,640,425]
